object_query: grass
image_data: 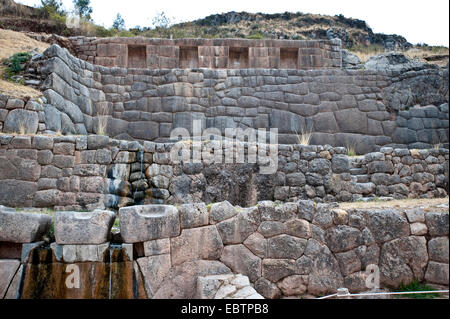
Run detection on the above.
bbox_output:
[392,280,442,299]
[346,144,357,157]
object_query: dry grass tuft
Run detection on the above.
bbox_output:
[294,128,313,145]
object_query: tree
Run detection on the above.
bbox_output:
[151,11,173,37]
[73,0,92,19]
[112,13,125,30]
[40,0,65,16]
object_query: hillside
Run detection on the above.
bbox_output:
[173,11,411,50]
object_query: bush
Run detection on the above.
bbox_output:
[4,52,31,77]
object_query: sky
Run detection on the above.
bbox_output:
[16,0,450,46]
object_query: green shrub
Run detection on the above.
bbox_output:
[393,280,441,299]
[6,52,31,74]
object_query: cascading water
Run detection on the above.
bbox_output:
[108,243,123,299]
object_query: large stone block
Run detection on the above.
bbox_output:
[425,212,449,237]
[424,261,449,285]
[179,203,209,229]
[220,244,262,282]
[4,109,39,134]
[267,235,307,259]
[0,207,52,243]
[54,210,115,245]
[152,260,231,299]
[170,225,223,266]
[0,259,21,298]
[380,236,429,287]
[119,205,180,243]
[367,210,410,243]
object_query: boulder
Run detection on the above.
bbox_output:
[0,207,52,243]
[54,210,115,245]
[119,205,180,243]
[365,52,425,72]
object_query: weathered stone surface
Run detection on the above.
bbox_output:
[195,274,234,299]
[137,254,172,298]
[170,225,223,266]
[428,237,449,263]
[298,200,315,222]
[367,210,410,243]
[410,223,428,236]
[4,109,39,134]
[243,232,267,258]
[0,207,52,243]
[304,239,343,295]
[325,226,363,253]
[335,250,361,276]
[143,238,170,256]
[276,275,308,296]
[379,236,428,287]
[209,201,238,224]
[119,205,180,243]
[262,259,297,283]
[425,212,449,237]
[258,221,287,238]
[216,207,259,244]
[267,235,307,259]
[424,261,449,285]
[54,210,115,244]
[255,277,281,299]
[152,260,231,299]
[0,259,20,298]
[178,203,209,229]
[220,244,262,282]
[285,219,312,239]
[0,180,37,207]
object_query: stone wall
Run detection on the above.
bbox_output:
[0,134,448,210]
[8,44,446,154]
[1,202,448,299]
[68,37,343,70]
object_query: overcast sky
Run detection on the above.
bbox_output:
[17,0,449,46]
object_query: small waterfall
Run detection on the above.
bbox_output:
[108,243,123,299]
